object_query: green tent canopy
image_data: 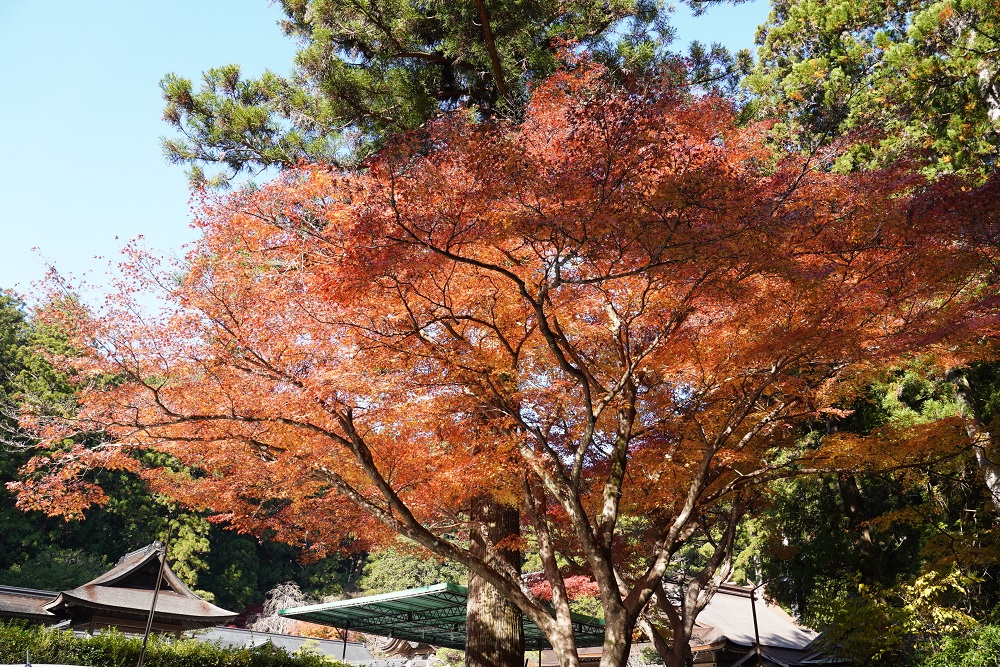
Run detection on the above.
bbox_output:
[279,582,606,650]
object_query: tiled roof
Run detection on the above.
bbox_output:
[0,586,58,620]
[43,543,236,627]
[691,585,817,650]
[46,588,235,622]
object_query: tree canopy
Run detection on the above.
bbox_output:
[7,1,1000,664]
[14,62,999,667]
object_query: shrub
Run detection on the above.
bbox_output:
[916,625,1000,667]
[0,621,345,667]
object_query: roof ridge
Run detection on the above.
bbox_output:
[116,542,163,566]
[0,585,58,598]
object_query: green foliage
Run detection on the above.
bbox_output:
[0,292,76,446]
[916,624,1000,667]
[11,298,80,420]
[358,545,466,594]
[197,535,271,611]
[0,621,344,667]
[296,552,365,598]
[568,595,603,619]
[807,570,977,665]
[639,646,664,665]
[876,369,960,428]
[0,462,218,597]
[757,363,1000,663]
[750,0,1000,179]
[162,0,732,187]
[165,514,214,600]
[0,293,30,439]
[0,548,108,591]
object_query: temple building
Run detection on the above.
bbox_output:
[688,584,838,667]
[0,544,237,635]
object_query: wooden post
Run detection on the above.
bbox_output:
[137,535,171,667]
[342,620,350,661]
[750,587,762,666]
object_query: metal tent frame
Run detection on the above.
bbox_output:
[279,583,606,651]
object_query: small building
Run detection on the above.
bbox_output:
[0,545,383,664]
[493,584,840,666]
[690,584,841,667]
[0,544,236,635]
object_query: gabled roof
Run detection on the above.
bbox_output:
[691,584,817,651]
[69,544,192,592]
[729,645,820,667]
[279,582,606,651]
[43,544,236,628]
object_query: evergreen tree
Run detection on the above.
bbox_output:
[160,0,754,187]
[758,365,1000,664]
[750,0,1000,179]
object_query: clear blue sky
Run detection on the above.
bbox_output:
[0,1,769,303]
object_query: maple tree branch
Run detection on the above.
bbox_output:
[596,394,637,554]
[523,475,580,651]
[101,382,557,623]
[319,411,571,641]
[379,174,614,543]
[627,424,731,615]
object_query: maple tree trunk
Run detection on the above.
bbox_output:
[666,613,695,667]
[638,615,691,667]
[598,606,633,667]
[466,496,523,667]
[666,638,692,667]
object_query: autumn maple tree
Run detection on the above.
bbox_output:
[13,63,998,667]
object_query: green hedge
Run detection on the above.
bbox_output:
[0,622,345,667]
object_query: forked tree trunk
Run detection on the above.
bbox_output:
[638,615,691,667]
[466,496,523,667]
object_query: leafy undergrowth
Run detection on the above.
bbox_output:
[915,625,1000,667]
[0,621,345,667]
